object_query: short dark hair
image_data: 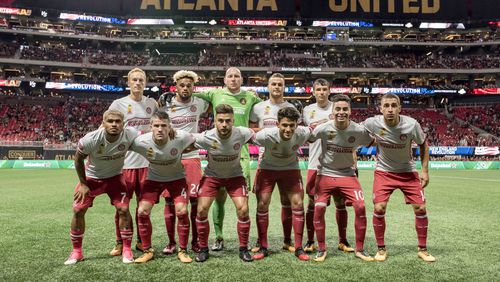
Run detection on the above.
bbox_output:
[332,94,351,104]
[381,94,401,105]
[269,73,285,81]
[277,107,300,122]
[151,111,170,122]
[215,104,234,115]
[313,78,330,89]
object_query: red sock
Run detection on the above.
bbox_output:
[292,208,305,250]
[237,216,251,248]
[306,205,315,243]
[336,207,348,244]
[190,200,198,247]
[177,211,190,249]
[415,210,428,248]
[281,206,292,244]
[114,211,121,242]
[120,229,133,252]
[196,216,209,249]
[373,210,386,247]
[164,201,176,245]
[256,210,269,248]
[353,202,367,252]
[313,204,327,251]
[70,230,84,253]
[137,214,152,250]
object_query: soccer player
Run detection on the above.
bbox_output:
[252,107,311,261]
[194,104,255,262]
[302,79,353,253]
[130,112,195,263]
[309,94,374,262]
[161,70,209,254]
[194,67,261,251]
[363,93,435,262]
[108,68,158,256]
[64,110,137,265]
[249,73,297,253]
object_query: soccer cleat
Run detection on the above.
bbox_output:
[135,242,144,252]
[282,242,296,253]
[355,250,375,262]
[64,251,84,265]
[338,242,355,253]
[195,248,209,262]
[134,248,154,263]
[239,247,254,262]
[303,241,317,253]
[418,248,436,262]
[162,243,177,255]
[313,250,327,262]
[178,249,193,263]
[122,249,134,264]
[252,247,269,260]
[295,247,310,261]
[211,238,224,252]
[109,243,123,256]
[374,247,387,262]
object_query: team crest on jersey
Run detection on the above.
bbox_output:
[310,110,316,119]
[348,136,356,143]
[292,144,300,151]
[239,98,247,105]
[400,134,407,141]
[379,128,386,137]
[233,143,241,150]
[147,147,154,158]
[211,140,219,149]
[327,131,336,140]
[171,148,178,156]
[97,144,105,154]
[127,104,132,114]
[146,107,152,114]
[190,105,197,112]
[264,105,270,115]
[118,144,126,151]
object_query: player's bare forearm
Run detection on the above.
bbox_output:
[419,142,430,188]
[74,151,88,186]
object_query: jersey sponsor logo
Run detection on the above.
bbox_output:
[149,159,177,166]
[326,144,353,153]
[233,143,241,150]
[126,118,150,127]
[400,134,407,141]
[190,105,197,112]
[146,107,152,114]
[171,148,178,156]
[348,136,356,143]
[118,144,126,151]
[263,118,278,127]
[212,154,239,162]
[379,142,406,149]
[99,152,126,161]
[171,116,197,125]
[239,98,247,105]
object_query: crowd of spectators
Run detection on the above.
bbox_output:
[452,105,500,137]
[20,45,84,63]
[88,50,149,66]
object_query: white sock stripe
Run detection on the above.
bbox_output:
[70,234,84,238]
[292,210,304,215]
[257,212,269,216]
[373,213,385,218]
[196,218,208,223]
[315,202,327,207]
[416,215,428,219]
[238,219,250,224]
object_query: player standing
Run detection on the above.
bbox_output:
[252,107,310,261]
[108,68,158,256]
[65,110,137,265]
[194,104,255,262]
[302,79,353,253]
[363,93,435,262]
[130,112,195,263]
[310,94,374,262]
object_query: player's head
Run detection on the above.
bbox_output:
[224,67,242,93]
[102,109,124,136]
[127,68,146,96]
[331,94,351,124]
[277,107,300,141]
[380,94,401,124]
[150,111,171,144]
[173,70,198,102]
[268,73,285,100]
[215,104,234,139]
[312,78,330,105]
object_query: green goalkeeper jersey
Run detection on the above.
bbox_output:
[194,88,261,158]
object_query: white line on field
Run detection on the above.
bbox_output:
[433,176,500,183]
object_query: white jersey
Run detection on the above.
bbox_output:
[161,96,208,159]
[363,115,426,173]
[250,100,295,128]
[109,95,158,169]
[195,126,254,178]
[77,127,138,179]
[311,121,372,177]
[302,102,334,170]
[254,126,311,171]
[130,131,195,182]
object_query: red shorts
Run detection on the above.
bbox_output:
[253,169,303,195]
[198,176,249,198]
[141,179,189,205]
[73,174,129,210]
[305,169,317,196]
[373,171,425,205]
[183,158,203,198]
[315,175,365,206]
[122,167,148,199]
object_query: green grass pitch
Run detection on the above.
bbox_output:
[0,169,499,281]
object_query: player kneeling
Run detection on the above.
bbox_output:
[131,112,196,263]
[252,107,311,261]
[309,95,375,262]
[65,110,137,265]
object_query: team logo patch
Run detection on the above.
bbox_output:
[146,107,152,114]
[348,136,356,143]
[292,144,300,151]
[233,143,241,150]
[400,134,407,141]
[239,98,247,105]
[147,147,154,158]
[190,105,197,112]
[118,144,126,151]
[127,104,132,114]
[171,148,178,156]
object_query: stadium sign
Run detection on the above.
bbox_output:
[367,87,433,95]
[0,80,21,87]
[59,13,126,24]
[472,88,500,95]
[0,6,31,15]
[475,147,499,156]
[226,19,286,26]
[429,146,474,156]
[312,20,374,28]
[281,67,322,72]
[127,18,174,25]
[45,82,124,92]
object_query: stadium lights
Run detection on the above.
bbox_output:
[405,22,413,28]
[155,49,160,56]
[209,19,217,25]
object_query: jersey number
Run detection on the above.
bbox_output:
[120,192,127,203]
[354,190,364,201]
